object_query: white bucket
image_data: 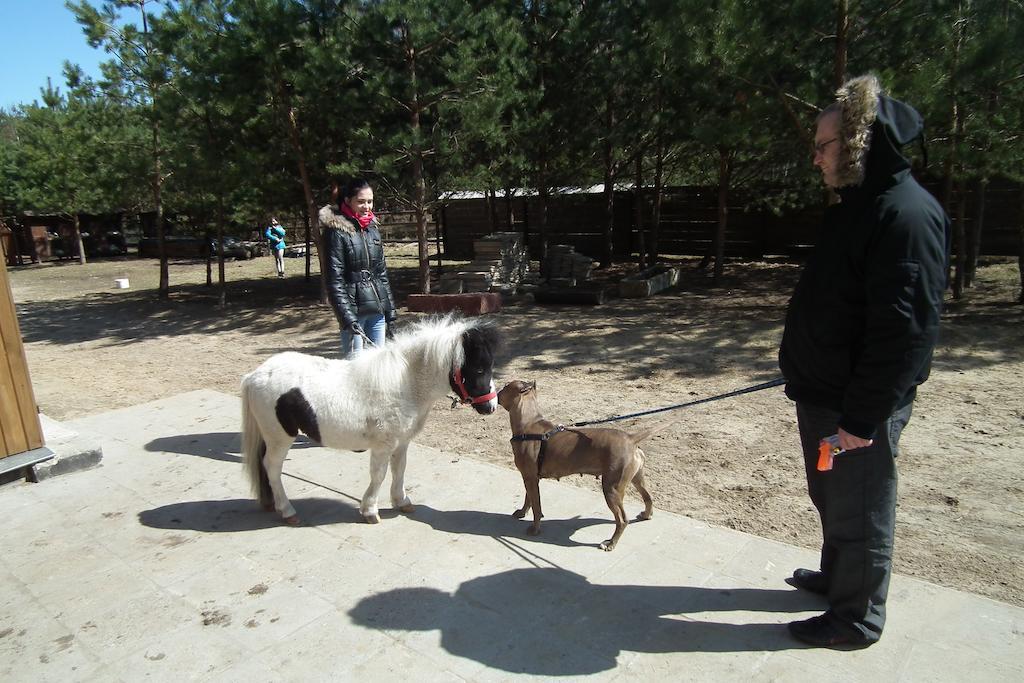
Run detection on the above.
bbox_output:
[114,278,130,289]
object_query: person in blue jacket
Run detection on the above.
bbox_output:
[779,75,950,648]
[265,218,286,277]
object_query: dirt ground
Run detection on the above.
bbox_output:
[8,246,1024,608]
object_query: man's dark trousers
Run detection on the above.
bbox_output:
[796,401,913,641]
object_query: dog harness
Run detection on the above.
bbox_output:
[510,425,568,475]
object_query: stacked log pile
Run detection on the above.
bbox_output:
[541,244,594,287]
[440,231,529,293]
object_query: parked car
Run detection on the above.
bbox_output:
[208,236,256,260]
[138,236,207,258]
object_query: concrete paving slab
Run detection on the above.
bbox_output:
[1,388,1022,681]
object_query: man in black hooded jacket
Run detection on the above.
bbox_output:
[779,75,950,648]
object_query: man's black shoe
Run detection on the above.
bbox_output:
[788,614,875,649]
[786,568,828,595]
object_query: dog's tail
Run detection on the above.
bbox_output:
[628,419,678,444]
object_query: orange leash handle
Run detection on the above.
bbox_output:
[817,435,843,472]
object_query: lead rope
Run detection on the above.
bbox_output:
[569,377,786,427]
[355,328,377,347]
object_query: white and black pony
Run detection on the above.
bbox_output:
[241,316,500,525]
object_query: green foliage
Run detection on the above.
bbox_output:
[0,0,1017,255]
[3,76,147,218]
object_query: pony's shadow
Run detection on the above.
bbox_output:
[408,504,616,549]
[138,496,361,532]
[349,566,824,675]
[145,432,321,463]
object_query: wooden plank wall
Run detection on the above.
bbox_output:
[440,179,1022,260]
[0,263,44,459]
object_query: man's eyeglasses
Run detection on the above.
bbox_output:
[814,137,839,155]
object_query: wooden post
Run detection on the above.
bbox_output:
[0,262,45,460]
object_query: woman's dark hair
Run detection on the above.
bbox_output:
[330,177,373,205]
[343,178,372,200]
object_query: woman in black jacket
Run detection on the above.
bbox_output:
[319,178,397,355]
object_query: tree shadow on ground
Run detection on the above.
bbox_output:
[348,566,824,675]
[14,258,1021,375]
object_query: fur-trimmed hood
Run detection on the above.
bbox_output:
[318,203,373,234]
[832,75,925,189]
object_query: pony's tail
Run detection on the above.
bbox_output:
[240,378,266,499]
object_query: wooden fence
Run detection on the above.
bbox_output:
[438,179,1021,261]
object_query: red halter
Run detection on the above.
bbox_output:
[452,367,497,405]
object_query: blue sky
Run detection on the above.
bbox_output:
[1,1,109,110]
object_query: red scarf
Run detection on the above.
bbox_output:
[340,202,375,230]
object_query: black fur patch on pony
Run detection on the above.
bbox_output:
[275,387,322,443]
[451,321,502,397]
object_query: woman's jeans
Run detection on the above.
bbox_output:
[340,314,386,356]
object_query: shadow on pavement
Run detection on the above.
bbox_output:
[144,432,322,462]
[407,504,627,549]
[138,496,361,532]
[349,566,821,675]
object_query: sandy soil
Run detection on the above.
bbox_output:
[8,246,1024,607]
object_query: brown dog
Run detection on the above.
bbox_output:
[497,379,662,551]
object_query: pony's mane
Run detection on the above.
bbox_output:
[343,315,495,395]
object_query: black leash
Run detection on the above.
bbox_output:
[569,377,786,428]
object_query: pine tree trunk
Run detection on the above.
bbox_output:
[486,188,497,233]
[952,180,966,298]
[154,116,168,300]
[1018,185,1023,303]
[205,234,213,286]
[505,186,515,230]
[538,183,549,262]
[966,177,986,289]
[304,211,312,280]
[73,213,86,265]
[602,96,615,268]
[540,184,548,274]
[714,147,732,281]
[282,103,325,302]
[216,195,226,308]
[403,28,430,295]
[834,0,848,89]
[947,0,966,300]
[634,155,646,269]
[651,131,664,267]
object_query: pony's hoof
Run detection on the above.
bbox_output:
[283,514,302,526]
[397,503,415,514]
[363,514,381,524]
[637,511,653,521]
[512,509,526,519]
[599,540,616,551]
